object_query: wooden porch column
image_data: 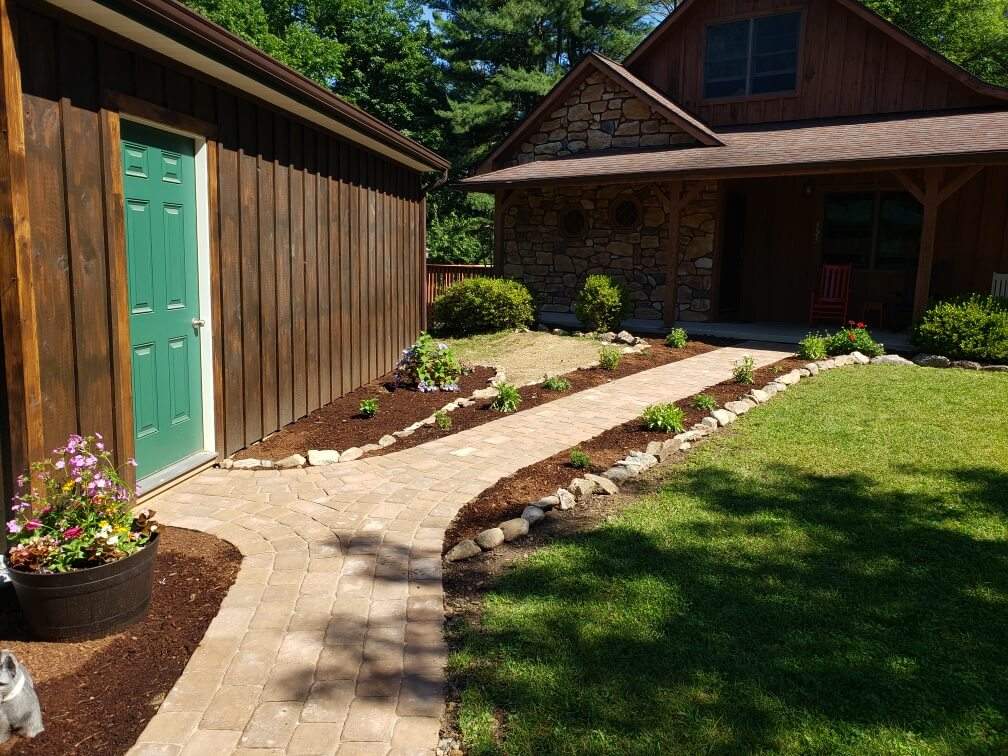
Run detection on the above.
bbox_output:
[911,169,941,323]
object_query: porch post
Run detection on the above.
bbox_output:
[911,169,942,323]
[663,180,684,327]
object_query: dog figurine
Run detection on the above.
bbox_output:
[0,651,42,742]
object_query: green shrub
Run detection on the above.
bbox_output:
[822,321,885,358]
[665,328,688,349]
[432,277,534,337]
[691,393,717,412]
[490,382,522,413]
[641,403,686,433]
[542,375,572,392]
[599,346,622,371]
[395,332,462,391]
[569,448,591,469]
[359,398,378,418]
[574,274,631,332]
[798,332,828,361]
[912,295,1008,362]
[732,355,755,385]
[434,410,452,430]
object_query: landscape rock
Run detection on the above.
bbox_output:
[645,441,664,457]
[275,454,306,469]
[378,435,397,447]
[339,447,363,462]
[603,466,632,484]
[569,477,598,500]
[599,332,617,343]
[833,354,854,367]
[456,398,475,408]
[872,354,914,366]
[712,409,737,427]
[475,528,505,550]
[983,364,1008,372]
[724,399,755,416]
[915,354,951,368]
[360,444,381,453]
[804,363,820,376]
[616,330,636,345]
[850,351,870,365]
[521,506,546,525]
[556,488,576,510]
[817,359,837,370]
[534,495,559,511]
[950,360,982,370]
[769,381,788,393]
[551,328,568,336]
[585,473,619,495]
[699,416,719,430]
[675,429,705,443]
[777,370,801,386]
[393,428,415,438]
[445,540,481,562]
[499,518,530,541]
[232,458,262,470]
[628,451,658,468]
[220,457,234,470]
[471,387,498,399]
[747,389,770,404]
[797,368,811,377]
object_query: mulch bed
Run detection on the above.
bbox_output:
[3,526,241,756]
[235,338,730,462]
[443,355,807,550]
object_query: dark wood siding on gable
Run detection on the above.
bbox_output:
[12,0,425,465]
[628,0,1000,126]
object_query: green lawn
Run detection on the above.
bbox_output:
[449,366,1008,755]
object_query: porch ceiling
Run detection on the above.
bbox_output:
[459,109,1008,189]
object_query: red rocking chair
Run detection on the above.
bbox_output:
[809,264,852,325]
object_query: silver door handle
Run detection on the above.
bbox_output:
[192,318,206,328]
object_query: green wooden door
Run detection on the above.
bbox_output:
[121,121,204,480]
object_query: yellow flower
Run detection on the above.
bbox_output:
[99,520,110,529]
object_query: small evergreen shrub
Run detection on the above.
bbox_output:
[912,295,1008,362]
[692,393,717,412]
[599,346,622,371]
[542,375,572,392]
[359,398,378,418]
[732,355,756,385]
[824,321,885,358]
[490,383,522,413]
[641,403,686,433]
[395,332,462,391]
[432,277,534,336]
[569,448,591,469]
[665,328,688,349]
[574,274,631,332]
[798,332,828,361]
[434,410,452,430]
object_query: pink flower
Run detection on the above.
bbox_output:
[6,521,21,535]
[62,525,83,540]
[127,458,138,468]
[25,519,41,532]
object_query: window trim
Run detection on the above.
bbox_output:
[701,8,806,104]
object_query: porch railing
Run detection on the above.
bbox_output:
[425,263,494,314]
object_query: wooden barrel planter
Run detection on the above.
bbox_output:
[7,532,159,641]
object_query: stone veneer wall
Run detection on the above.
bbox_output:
[512,71,696,165]
[500,182,719,323]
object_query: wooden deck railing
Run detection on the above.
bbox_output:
[425,263,493,312]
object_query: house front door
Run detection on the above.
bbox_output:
[121,121,205,480]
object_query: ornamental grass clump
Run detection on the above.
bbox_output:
[541,375,572,392]
[6,434,156,574]
[599,346,622,371]
[733,355,756,384]
[798,332,828,361]
[641,403,686,433]
[692,393,717,412]
[569,448,591,469]
[395,332,462,392]
[491,382,522,413]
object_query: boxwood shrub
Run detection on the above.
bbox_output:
[574,274,631,332]
[432,277,534,336]
[912,295,1008,362]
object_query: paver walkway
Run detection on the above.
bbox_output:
[130,343,790,756]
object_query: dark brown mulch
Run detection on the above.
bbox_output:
[443,355,807,549]
[3,527,241,756]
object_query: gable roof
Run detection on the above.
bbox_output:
[476,52,721,174]
[624,0,1008,103]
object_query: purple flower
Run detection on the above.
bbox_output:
[62,525,83,540]
[54,459,65,469]
[6,521,21,535]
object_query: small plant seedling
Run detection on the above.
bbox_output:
[599,346,622,371]
[732,355,756,385]
[490,382,522,413]
[665,328,688,349]
[542,374,572,392]
[641,403,686,433]
[692,393,717,412]
[359,398,378,418]
[434,410,452,430]
[569,448,591,469]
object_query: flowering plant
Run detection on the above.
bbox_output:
[824,321,885,357]
[6,434,156,574]
[395,332,462,392]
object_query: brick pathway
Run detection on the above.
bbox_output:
[129,343,790,756]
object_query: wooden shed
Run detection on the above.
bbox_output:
[0,0,449,497]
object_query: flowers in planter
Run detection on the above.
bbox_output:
[395,332,462,392]
[6,434,156,574]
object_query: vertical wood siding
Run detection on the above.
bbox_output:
[12,2,426,465]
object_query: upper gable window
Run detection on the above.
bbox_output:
[704,12,802,100]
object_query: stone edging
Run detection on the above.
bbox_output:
[912,353,1008,371]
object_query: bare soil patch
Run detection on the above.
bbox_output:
[3,526,240,756]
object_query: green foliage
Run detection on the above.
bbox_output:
[433,277,535,336]
[490,382,522,413]
[569,448,591,469]
[691,393,717,412]
[732,355,756,385]
[912,294,1008,361]
[599,346,622,371]
[798,333,828,361]
[665,328,688,349]
[435,410,453,430]
[542,374,572,392]
[426,192,493,264]
[641,402,686,433]
[574,275,631,332]
[359,398,378,417]
[395,332,462,391]
[824,323,885,358]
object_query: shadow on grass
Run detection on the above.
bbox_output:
[452,463,1008,754]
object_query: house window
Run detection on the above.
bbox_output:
[821,191,922,270]
[611,198,641,230]
[560,208,587,238]
[704,12,801,99]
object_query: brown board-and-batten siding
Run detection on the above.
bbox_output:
[2,0,429,496]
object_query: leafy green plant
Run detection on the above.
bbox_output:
[692,393,717,412]
[912,295,1008,362]
[599,346,622,371]
[395,332,462,391]
[798,332,828,361]
[641,403,686,433]
[432,277,534,336]
[569,448,591,469]
[574,274,632,332]
[733,355,756,385]
[665,328,688,349]
[542,374,572,392]
[359,398,378,418]
[824,321,885,358]
[434,410,452,430]
[490,382,522,413]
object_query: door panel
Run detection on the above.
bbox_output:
[122,121,204,479]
